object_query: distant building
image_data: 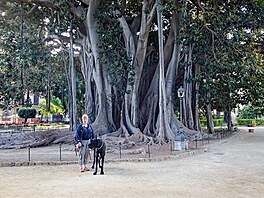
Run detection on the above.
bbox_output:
[0,93,41,125]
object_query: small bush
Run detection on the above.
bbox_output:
[18,108,37,123]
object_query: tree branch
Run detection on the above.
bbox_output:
[147,1,157,26]
[26,4,38,15]
[204,24,217,35]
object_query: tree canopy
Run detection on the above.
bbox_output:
[0,0,263,141]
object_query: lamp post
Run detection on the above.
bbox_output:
[174,86,188,150]
[178,86,185,131]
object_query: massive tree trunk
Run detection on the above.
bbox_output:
[85,0,116,135]
[183,44,194,129]
[140,19,174,140]
[117,12,140,135]
[80,37,95,123]
[156,0,167,143]
[131,0,157,127]
[138,0,198,141]
[165,10,182,129]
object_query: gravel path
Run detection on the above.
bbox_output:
[0,127,263,198]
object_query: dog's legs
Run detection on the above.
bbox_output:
[91,148,95,169]
[93,148,98,175]
[99,156,102,168]
[100,155,104,175]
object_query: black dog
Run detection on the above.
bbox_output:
[88,138,106,175]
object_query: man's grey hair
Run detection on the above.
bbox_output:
[82,114,88,120]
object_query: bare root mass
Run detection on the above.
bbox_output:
[0,129,74,149]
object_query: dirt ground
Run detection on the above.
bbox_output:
[0,127,264,198]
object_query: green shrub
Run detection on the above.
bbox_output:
[18,108,37,124]
[238,105,264,119]
[200,119,224,127]
[214,119,224,127]
[256,119,264,126]
[236,119,254,126]
[237,119,264,126]
[200,119,207,127]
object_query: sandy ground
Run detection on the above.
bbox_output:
[0,127,264,198]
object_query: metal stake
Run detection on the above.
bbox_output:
[148,145,150,158]
[119,143,122,159]
[28,145,31,161]
[59,143,62,161]
[170,140,173,154]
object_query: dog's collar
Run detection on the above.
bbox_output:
[98,141,105,150]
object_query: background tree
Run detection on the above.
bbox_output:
[39,96,65,121]
[0,2,69,115]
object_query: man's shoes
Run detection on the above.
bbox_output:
[84,167,90,171]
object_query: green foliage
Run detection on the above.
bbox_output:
[196,0,264,112]
[238,105,264,119]
[236,118,264,126]
[200,119,224,127]
[0,3,69,111]
[255,0,264,9]
[39,96,64,117]
[18,108,37,123]
[256,119,264,126]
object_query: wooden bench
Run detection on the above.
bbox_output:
[248,128,254,133]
